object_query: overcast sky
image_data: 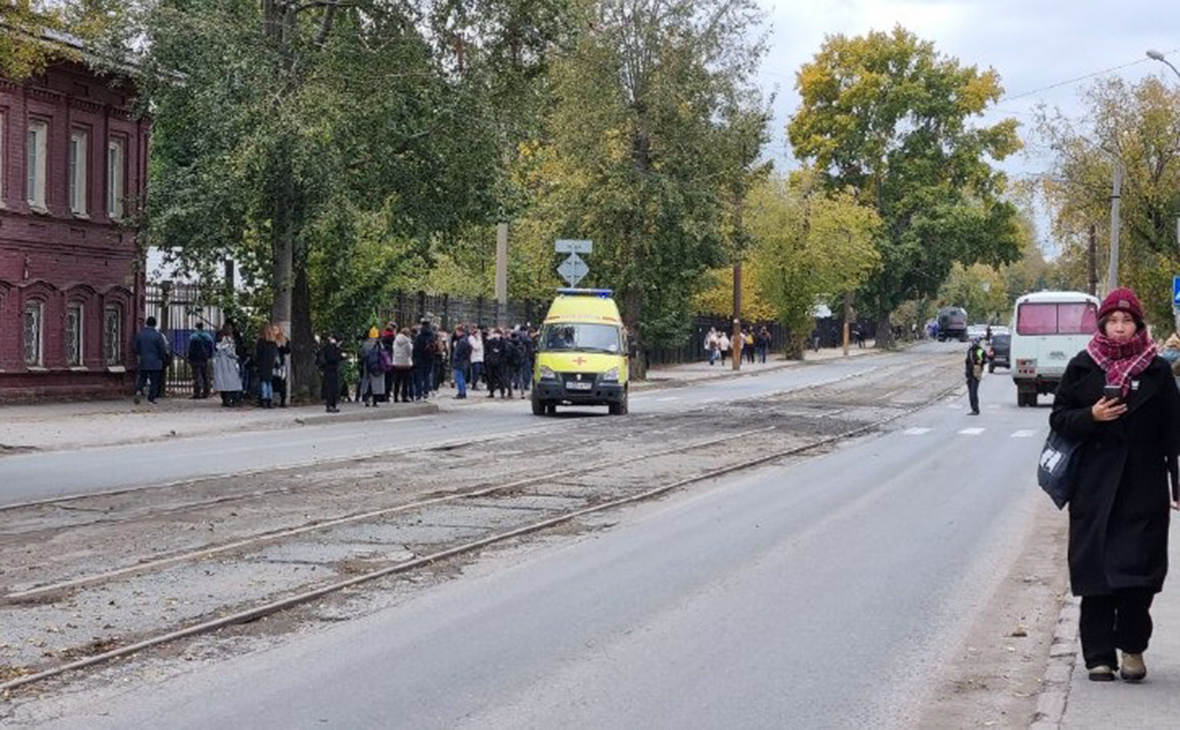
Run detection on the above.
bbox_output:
[754,0,1180,251]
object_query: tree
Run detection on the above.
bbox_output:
[1037,75,1180,330]
[788,25,1023,346]
[748,175,881,355]
[519,0,769,374]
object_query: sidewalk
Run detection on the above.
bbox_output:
[1051,528,1180,729]
[0,343,882,454]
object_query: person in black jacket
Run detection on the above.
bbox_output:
[485,329,507,399]
[451,326,472,399]
[412,320,436,401]
[254,323,280,409]
[965,337,986,415]
[1050,287,1180,682]
[316,334,343,413]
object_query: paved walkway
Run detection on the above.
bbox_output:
[0,343,882,453]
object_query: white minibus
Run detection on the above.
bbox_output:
[1010,291,1099,407]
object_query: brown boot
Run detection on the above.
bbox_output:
[1120,652,1146,682]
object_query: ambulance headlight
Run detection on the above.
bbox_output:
[601,367,620,382]
[539,366,558,381]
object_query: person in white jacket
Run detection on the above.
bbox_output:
[718,332,731,365]
[469,327,486,391]
[391,328,414,402]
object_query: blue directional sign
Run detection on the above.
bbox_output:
[1174,276,1180,309]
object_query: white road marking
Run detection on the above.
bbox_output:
[1011,429,1037,438]
[656,396,680,402]
[946,403,963,410]
[903,427,932,436]
[958,427,986,436]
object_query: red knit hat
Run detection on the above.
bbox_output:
[1097,287,1145,324]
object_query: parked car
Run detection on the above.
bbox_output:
[967,324,989,341]
[988,333,1010,372]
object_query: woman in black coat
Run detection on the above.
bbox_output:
[1050,287,1180,682]
[317,335,343,413]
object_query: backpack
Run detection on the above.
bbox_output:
[379,346,393,372]
[365,344,383,375]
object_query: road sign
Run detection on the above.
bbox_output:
[556,239,593,254]
[557,252,589,287]
[1173,276,1180,309]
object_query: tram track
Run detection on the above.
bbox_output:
[0,355,963,695]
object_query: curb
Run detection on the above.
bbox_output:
[1031,595,1080,729]
[293,401,438,425]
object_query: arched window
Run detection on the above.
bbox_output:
[103,303,123,366]
[24,301,43,366]
[66,302,84,366]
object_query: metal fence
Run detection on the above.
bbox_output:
[377,291,547,333]
[645,315,786,366]
[145,282,224,393]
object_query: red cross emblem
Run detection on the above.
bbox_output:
[572,356,587,366]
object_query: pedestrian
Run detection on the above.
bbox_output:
[1051,287,1180,683]
[758,326,770,363]
[132,316,169,404]
[744,329,755,363]
[212,324,243,407]
[359,327,387,407]
[316,333,343,413]
[485,328,508,398]
[965,336,986,415]
[412,319,436,400]
[254,323,280,409]
[452,326,471,398]
[705,327,719,366]
[272,324,291,407]
[854,324,865,348]
[186,321,215,399]
[392,327,414,402]
[1159,333,1180,374]
[381,326,396,403]
[469,326,486,390]
[718,331,731,365]
[506,330,524,398]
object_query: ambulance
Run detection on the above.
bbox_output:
[531,289,630,416]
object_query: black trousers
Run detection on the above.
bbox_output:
[967,377,980,413]
[392,368,413,402]
[191,362,210,398]
[1080,589,1155,669]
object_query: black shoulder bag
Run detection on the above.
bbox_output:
[1038,429,1081,510]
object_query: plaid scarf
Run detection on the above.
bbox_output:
[1086,328,1156,397]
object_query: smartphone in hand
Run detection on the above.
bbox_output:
[1103,384,1123,402]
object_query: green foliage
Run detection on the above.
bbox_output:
[1037,75,1180,331]
[748,175,881,340]
[788,25,1023,341]
[516,0,769,351]
[0,2,68,80]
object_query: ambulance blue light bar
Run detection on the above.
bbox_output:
[557,288,613,298]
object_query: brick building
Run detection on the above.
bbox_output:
[0,44,149,401]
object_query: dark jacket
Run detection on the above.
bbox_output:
[452,337,472,369]
[255,340,279,380]
[187,330,214,362]
[413,326,435,368]
[485,336,506,366]
[1050,351,1180,596]
[133,327,169,371]
[317,341,343,397]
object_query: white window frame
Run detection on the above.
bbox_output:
[0,110,6,204]
[26,119,47,210]
[66,303,84,366]
[107,136,125,219]
[24,301,43,367]
[103,304,123,366]
[69,129,89,216]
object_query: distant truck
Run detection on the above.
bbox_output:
[936,307,969,342]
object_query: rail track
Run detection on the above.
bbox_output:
[0,353,962,695]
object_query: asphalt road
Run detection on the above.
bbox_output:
[24,348,1052,728]
[3,347,923,506]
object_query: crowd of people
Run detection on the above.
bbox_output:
[702,326,771,365]
[315,320,539,413]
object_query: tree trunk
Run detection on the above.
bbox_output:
[291,254,316,403]
[624,286,646,379]
[875,310,894,348]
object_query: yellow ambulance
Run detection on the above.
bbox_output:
[531,288,630,416]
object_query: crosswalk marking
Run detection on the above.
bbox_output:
[656,396,680,402]
[957,428,986,436]
[898,426,1042,439]
[946,403,963,410]
[1010,429,1037,438]
[904,427,932,436]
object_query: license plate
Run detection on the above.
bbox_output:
[566,381,592,391]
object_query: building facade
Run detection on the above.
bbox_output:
[0,56,148,401]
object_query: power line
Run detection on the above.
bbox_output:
[1000,47,1180,104]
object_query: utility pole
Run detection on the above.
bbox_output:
[495,222,508,328]
[732,262,742,371]
[1107,164,1122,294]
[1087,224,1098,297]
